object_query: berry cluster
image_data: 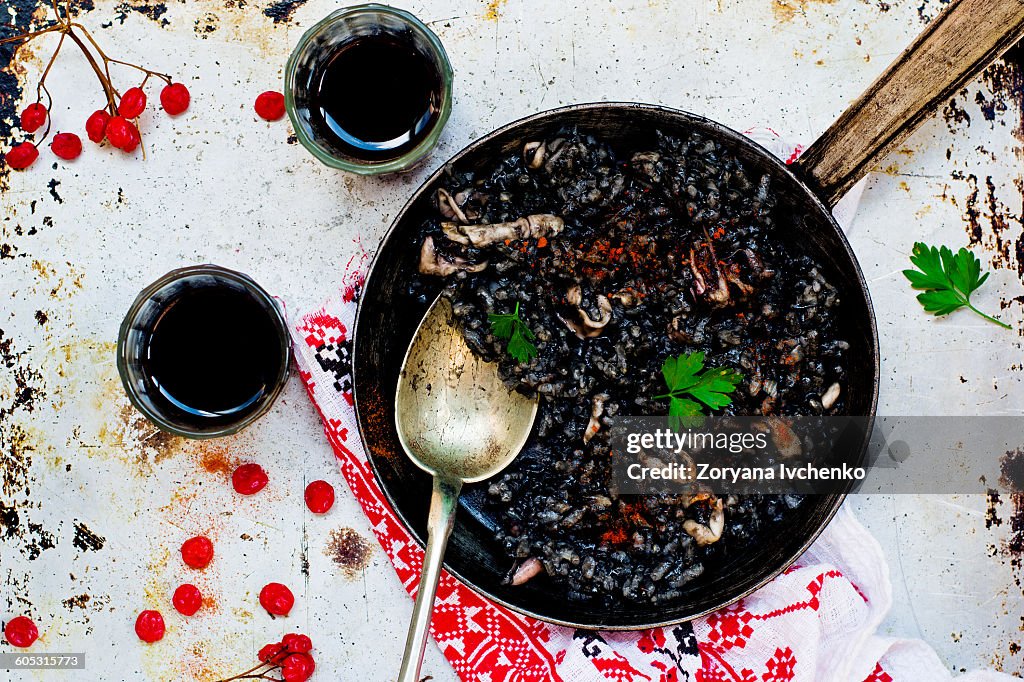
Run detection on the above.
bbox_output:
[215,633,316,682]
[1,2,190,170]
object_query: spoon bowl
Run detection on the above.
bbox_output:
[393,295,537,682]
[396,296,537,482]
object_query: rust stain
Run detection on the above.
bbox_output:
[60,592,110,623]
[25,259,85,302]
[1003,448,1024,493]
[142,546,170,608]
[61,593,92,609]
[93,400,184,472]
[324,526,374,579]
[231,606,254,623]
[1005,494,1024,578]
[987,490,1003,529]
[770,0,836,23]
[1,327,47,499]
[959,173,1021,274]
[194,11,220,37]
[978,46,1024,292]
[65,336,187,474]
[994,451,1024,597]
[484,0,508,22]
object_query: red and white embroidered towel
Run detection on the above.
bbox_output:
[290,271,1011,682]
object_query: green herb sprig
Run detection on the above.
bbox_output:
[654,352,743,422]
[488,302,538,363]
[902,242,1010,329]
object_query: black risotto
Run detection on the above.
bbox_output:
[407,128,849,604]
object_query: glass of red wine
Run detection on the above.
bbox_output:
[285,4,454,174]
[116,265,291,439]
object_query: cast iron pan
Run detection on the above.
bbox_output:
[352,0,1024,628]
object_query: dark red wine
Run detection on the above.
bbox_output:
[309,34,442,161]
[143,285,284,422]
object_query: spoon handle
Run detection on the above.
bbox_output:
[397,475,463,682]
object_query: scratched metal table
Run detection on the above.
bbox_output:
[1,0,1023,680]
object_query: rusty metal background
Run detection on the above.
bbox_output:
[1,0,1024,679]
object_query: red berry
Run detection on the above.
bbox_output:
[304,480,335,514]
[122,122,142,153]
[119,87,147,118]
[51,133,82,161]
[134,610,165,643]
[20,103,47,133]
[172,584,203,616]
[284,659,314,681]
[258,642,288,664]
[160,82,190,116]
[6,142,38,170]
[106,116,141,152]
[282,653,315,682]
[4,616,38,648]
[86,110,111,144]
[181,535,214,569]
[254,91,286,121]
[282,632,312,653]
[232,463,268,495]
[259,582,294,616]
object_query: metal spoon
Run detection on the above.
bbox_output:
[394,295,538,682]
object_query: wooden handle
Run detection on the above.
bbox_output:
[793,0,1024,207]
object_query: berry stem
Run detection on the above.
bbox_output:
[63,27,118,112]
[2,0,182,151]
[213,661,280,682]
[51,0,67,27]
[32,31,65,145]
[71,23,173,86]
[0,25,61,46]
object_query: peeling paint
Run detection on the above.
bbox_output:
[943,92,972,133]
[71,521,106,552]
[262,0,309,25]
[915,0,953,24]
[113,1,170,28]
[0,329,46,499]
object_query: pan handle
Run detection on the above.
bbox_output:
[792,0,1024,207]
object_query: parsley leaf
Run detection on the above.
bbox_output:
[902,242,1010,329]
[488,302,538,364]
[655,352,742,428]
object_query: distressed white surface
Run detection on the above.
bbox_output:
[1,0,1023,679]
